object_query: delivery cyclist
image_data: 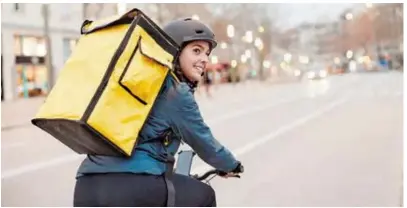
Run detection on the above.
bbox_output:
[73,17,244,207]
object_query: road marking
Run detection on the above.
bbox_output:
[1,154,85,179]
[1,78,355,179]
[1,142,26,150]
[1,95,305,179]
[192,97,348,174]
[0,93,302,152]
[198,85,289,111]
[206,96,305,126]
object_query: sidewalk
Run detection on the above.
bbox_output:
[1,96,46,130]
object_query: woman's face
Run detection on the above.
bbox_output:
[178,40,210,83]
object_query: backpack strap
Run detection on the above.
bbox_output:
[164,152,176,207]
[143,128,176,207]
[160,129,176,207]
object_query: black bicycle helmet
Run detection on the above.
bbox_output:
[163,17,217,51]
[162,18,217,90]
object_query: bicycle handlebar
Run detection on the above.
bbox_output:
[193,169,241,181]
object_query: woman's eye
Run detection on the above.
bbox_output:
[193,48,201,54]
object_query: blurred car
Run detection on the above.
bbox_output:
[306,65,328,80]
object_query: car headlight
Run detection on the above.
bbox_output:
[308,72,315,79]
[319,70,327,77]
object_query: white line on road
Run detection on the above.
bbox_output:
[1,142,26,150]
[198,84,292,111]
[1,95,306,179]
[192,97,348,174]
[206,96,304,126]
[1,154,85,179]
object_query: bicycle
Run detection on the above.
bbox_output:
[174,150,242,182]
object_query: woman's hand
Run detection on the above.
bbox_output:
[218,162,244,178]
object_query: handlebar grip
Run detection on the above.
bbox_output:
[193,169,242,181]
[193,170,218,181]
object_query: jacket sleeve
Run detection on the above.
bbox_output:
[168,84,239,172]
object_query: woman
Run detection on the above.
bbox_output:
[73,17,243,207]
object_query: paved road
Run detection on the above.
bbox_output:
[1,71,403,206]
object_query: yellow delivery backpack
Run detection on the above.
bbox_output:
[31,8,179,157]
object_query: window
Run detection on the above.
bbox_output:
[14,36,47,57]
[22,37,39,56]
[16,64,48,98]
[36,39,46,56]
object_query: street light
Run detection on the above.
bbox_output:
[346,50,353,59]
[245,49,251,58]
[345,13,353,20]
[245,31,253,43]
[241,54,247,63]
[211,56,218,64]
[257,43,264,51]
[192,14,200,20]
[254,37,263,50]
[220,42,227,49]
[284,53,292,62]
[258,26,264,33]
[231,60,237,68]
[334,57,341,64]
[227,25,235,38]
[263,60,271,68]
[303,57,309,64]
[299,56,309,64]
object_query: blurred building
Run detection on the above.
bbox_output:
[294,23,318,59]
[366,3,403,53]
[314,22,341,62]
[298,22,341,62]
[0,3,218,101]
[83,3,118,20]
[338,3,403,58]
[1,3,119,101]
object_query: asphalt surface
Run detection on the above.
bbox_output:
[1,71,404,206]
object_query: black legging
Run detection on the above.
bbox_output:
[73,173,216,207]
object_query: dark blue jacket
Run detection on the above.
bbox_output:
[77,74,239,177]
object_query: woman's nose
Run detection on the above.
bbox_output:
[201,54,209,64]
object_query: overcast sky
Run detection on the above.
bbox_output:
[277,3,362,29]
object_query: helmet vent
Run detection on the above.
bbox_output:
[195,29,204,34]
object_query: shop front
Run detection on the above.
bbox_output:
[14,35,49,98]
[15,56,48,98]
